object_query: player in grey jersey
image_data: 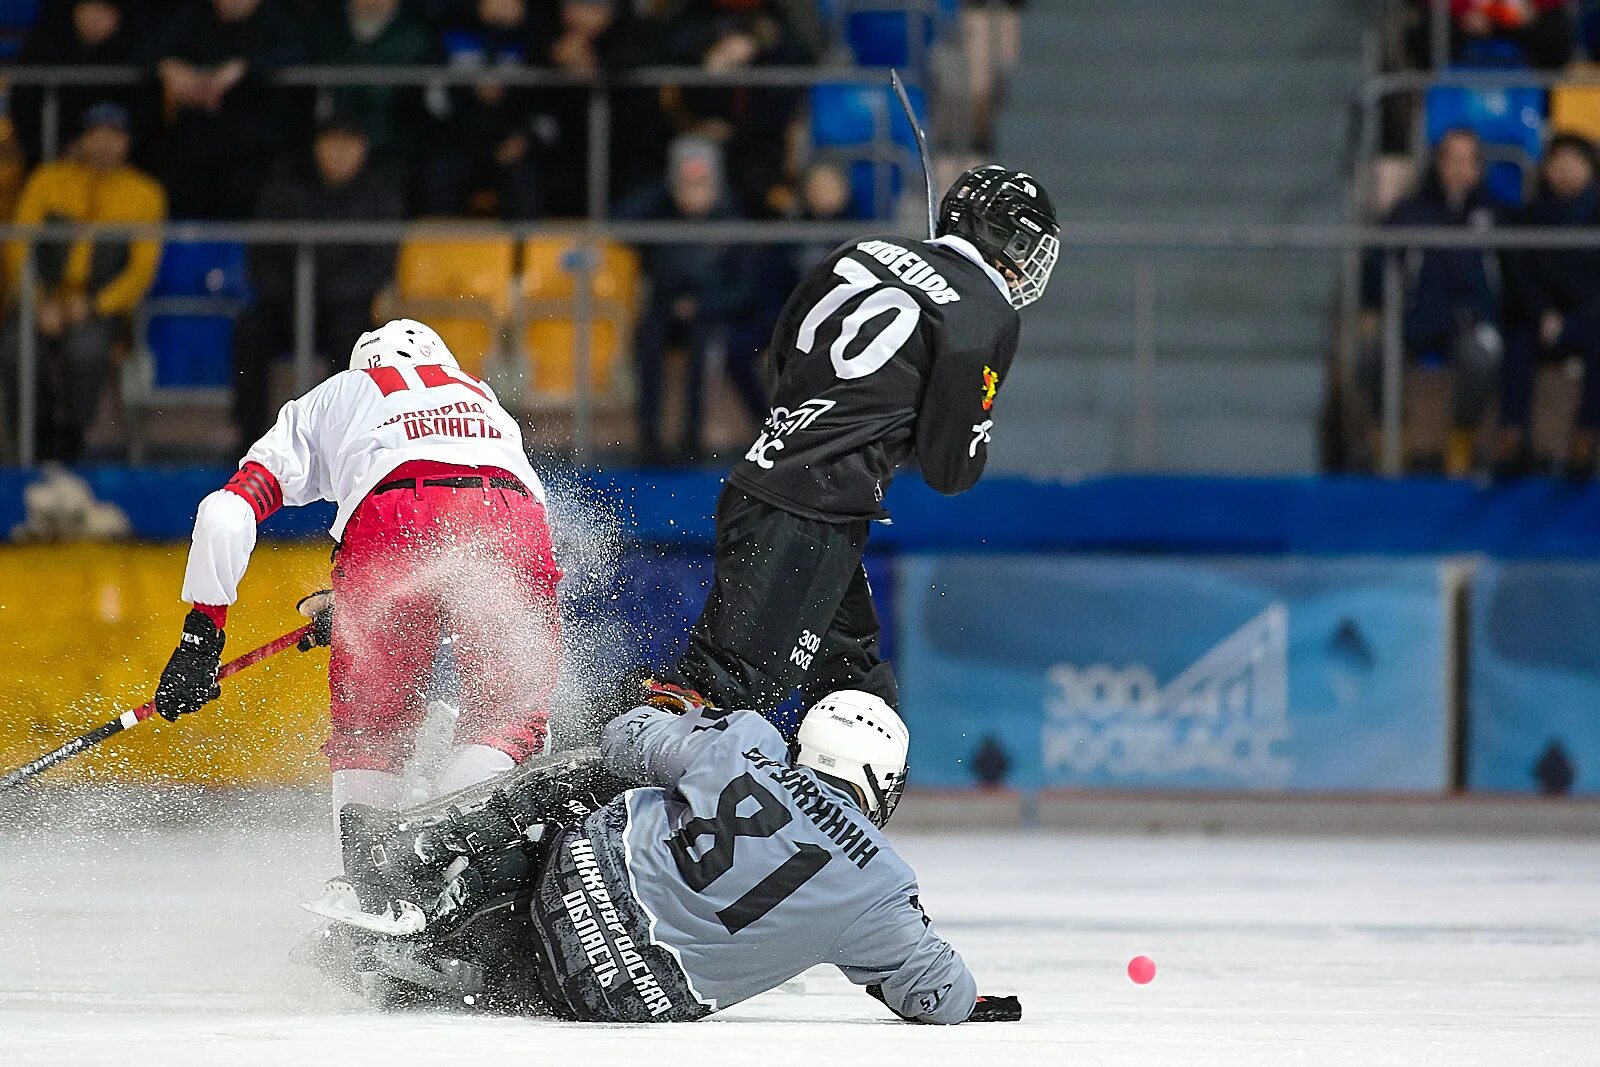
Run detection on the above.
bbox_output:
[315,684,1020,1024]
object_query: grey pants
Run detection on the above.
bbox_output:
[0,312,119,463]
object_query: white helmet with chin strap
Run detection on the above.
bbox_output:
[793,690,909,827]
[349,318,459,372]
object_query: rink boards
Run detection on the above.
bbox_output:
[1,541,1598,795]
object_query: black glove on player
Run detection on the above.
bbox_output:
[154,609,225,722]
[296,589,334,651]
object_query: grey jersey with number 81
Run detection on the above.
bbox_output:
[595,703,977,1023]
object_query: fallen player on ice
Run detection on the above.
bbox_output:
[304,681,1020,1024]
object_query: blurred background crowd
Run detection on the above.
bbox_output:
[0,0,1021,466]
[19,1,1600,488]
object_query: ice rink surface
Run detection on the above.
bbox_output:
[1,792,1597,1066]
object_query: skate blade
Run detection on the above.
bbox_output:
[301,879,428,937]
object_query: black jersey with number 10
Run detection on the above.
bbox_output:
[727,234,1022,523]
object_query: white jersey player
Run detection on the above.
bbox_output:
[154,319,563,812]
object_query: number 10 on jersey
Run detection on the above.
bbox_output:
[797,258,923,381]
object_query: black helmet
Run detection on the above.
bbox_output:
[937,165,1059,309]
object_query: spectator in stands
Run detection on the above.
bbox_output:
[619,136,753,464]
[15,0,154,169]
[420,0,546,218]
[962,0,1025,153]
[154,0,305,219]
[653,0,817,218]
[1498,133,1600,480]
[306,0,435,168]
[1423,0,1577,70]
[2,102,166,462]
[532,0,660,217]
[230,115,403,442]
[1362,128,1505,475]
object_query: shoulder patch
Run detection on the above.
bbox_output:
[981,366,999,411]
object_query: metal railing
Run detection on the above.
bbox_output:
[1,63,919,216]
[8,59,1600,473]
[7,217,1596,470]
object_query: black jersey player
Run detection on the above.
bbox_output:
[662,165,1059,716]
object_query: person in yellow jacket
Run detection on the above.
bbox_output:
[3,101,166,461]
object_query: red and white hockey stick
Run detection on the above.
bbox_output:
[0,624,311,791]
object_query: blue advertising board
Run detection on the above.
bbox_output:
[897,555,1453,792]
[551,544,895,744]
[1468,562,1600,795]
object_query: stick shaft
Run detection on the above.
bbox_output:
[891,70,936,239]
[0,624,311,790]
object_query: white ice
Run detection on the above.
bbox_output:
[1,794,1597,1066]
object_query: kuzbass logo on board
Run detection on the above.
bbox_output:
[981,366,999,411]
[1041,605,1293,785]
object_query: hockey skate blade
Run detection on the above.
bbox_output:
[302,879,428,937]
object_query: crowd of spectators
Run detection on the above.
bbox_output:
[1,0,874,463]
[1363,126,1600,481]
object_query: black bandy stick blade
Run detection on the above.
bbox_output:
[890,69,936,239]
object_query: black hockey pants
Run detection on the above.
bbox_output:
[665,485,899,717]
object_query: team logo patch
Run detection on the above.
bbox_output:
[981,366,999,411]
[745,398,837,470]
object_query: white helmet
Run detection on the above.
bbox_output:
[793,691,909,827]
[348,318,459,372]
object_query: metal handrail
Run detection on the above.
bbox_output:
[0,63,903,89]
[9,219,1600,249]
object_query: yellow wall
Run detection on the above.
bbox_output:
[0,543,336,786]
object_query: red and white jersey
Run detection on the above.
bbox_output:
[180,363,545,607]
[247,363,544,537]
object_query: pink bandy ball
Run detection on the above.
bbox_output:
[1127,955,1157,984]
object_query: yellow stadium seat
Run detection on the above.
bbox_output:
[1551,85,1600,144]
[388,234,516,377]
[525,319,625,397]
[516,238,640,404]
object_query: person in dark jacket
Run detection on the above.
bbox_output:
[230,116,404,441]
[154,0,305,219]
[652,0,816,218]
[1498,133,1600,480]
[419,0,545,218]
[14,0,154,168]
[1362,128,1505,474]
[529,0,661,217]
[306,0,436,167]
[618,136,754,464]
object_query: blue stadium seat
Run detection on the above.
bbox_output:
[1424,84,1546,204]
[811,81,927,149]
[0,0,40,27]
[846,10,938,68]
[0,0,40,60]
[1455,38,1529,69]
[847,158,906,220]
[141,242,251,389]
[812,82,928,218]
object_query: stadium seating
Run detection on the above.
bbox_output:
[810,80,928,218]
[385,234,516,378]
[0,0,39,61]
[515,237,639,407]
[1550,84,1600,144]
[135,241,251,391]
[1424,84,1547,204]
[123,241,251,459]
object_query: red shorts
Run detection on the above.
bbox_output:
[324,459,563,772]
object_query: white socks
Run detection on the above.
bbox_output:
[434,743,515,796]
[331,768,403,817]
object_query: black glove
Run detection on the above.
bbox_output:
[968,995,1022,1022]
[154,609,224,722]
[296,589,334,651]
